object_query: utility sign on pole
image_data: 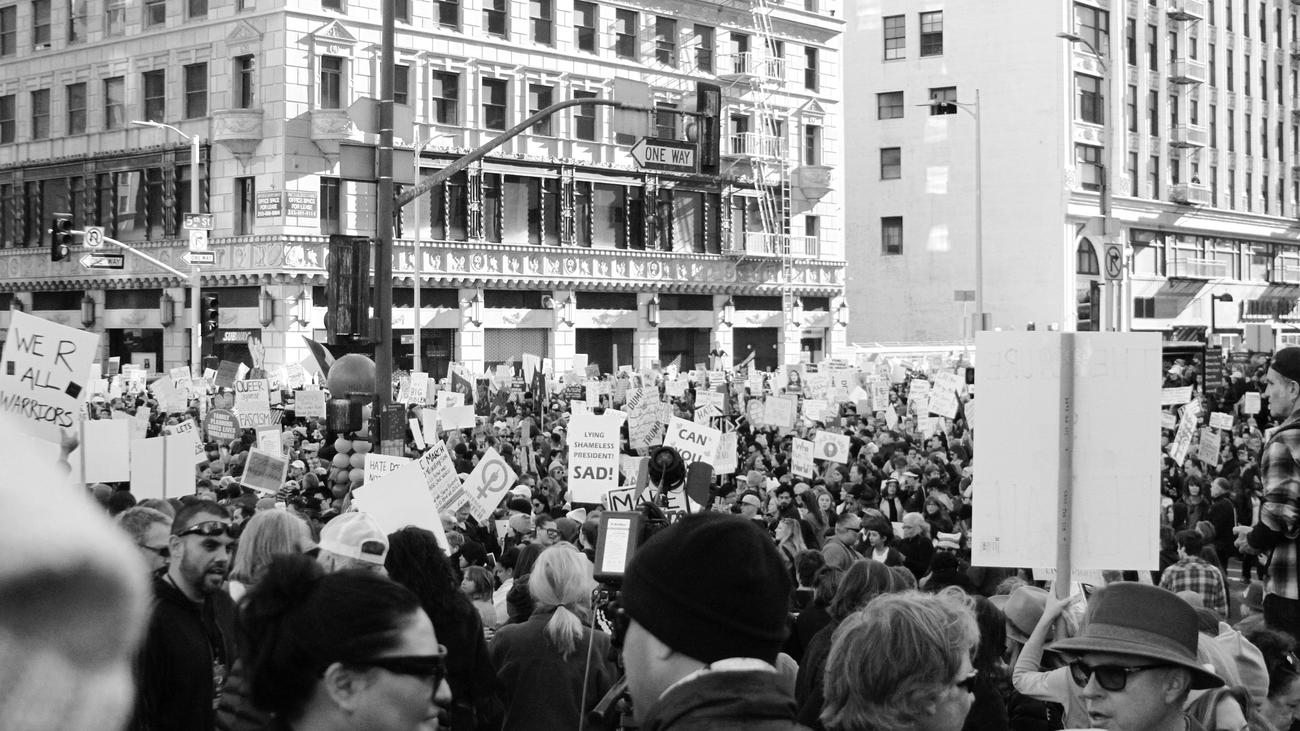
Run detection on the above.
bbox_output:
[83,226,105,249]
[1103,243,1124,282]
[629,138,697,172]
[80,253,125,270]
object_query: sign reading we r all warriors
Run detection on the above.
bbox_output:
[0,311,100,443]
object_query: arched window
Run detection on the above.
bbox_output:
[1076,238,1100,276]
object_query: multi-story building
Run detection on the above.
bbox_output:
[846,1,1300,349]
[0,0,845,379]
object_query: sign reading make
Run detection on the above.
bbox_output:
[0,311,100,443]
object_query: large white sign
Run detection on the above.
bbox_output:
[461,447,518,523]
[567,411,622,503]
[0,311,100,443]
[663,416,721,467]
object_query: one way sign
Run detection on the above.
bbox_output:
[629,138,697,172]
[79,253,124,270]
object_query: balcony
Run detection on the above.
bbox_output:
[726,233,821,259]
[211,108,264,163]
[1168,256,1227,279]
[1169,182,1212,205]
[724,132,785,160]
[791,165,833,201]
[717,52,785,83]
[1169,58,1208,85]
[1167,0,1206,21]
[1269,263,1300,285]
[309,108,362,158]
[1169,124,1208,148]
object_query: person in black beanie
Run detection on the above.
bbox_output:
[620,512,808,730]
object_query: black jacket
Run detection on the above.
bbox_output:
[642,668,811,731]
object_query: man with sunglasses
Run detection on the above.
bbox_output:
[1047,582,1223,731]
[133,502,238,731]
[116,505,173,574]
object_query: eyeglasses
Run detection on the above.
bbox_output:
[955,671,979,694]
[1067,660,1170,692]
[138,543,170,560]
[358,646,448,686]
[176,521,237,539]
[544,528,560,538]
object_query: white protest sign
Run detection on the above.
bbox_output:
[929,387,960,419]
[161,418,206,464]
[294,389,326,418]
[364,453,410,485]
[606,486,639,512]
[870,382,891,412]
[567,411,622,503]
[0,311,100,443]
[129,434,195,500]
[1170,406,1197,465]
[1199,427,1222,467]
[352,467,450,552]
[409,418,425,450]
[76,418,132,483]
[812,430,850,464]
[461,447,518,522]
[762,396,796,429]
[403,372,429,405]
[791,438,815,478]
[908,379,931,399]
[420,408,439,450]
[234,379,271,414]
[241,447,288,494]
[437,391,465,409]
[1160,412,1177,430]
[256,427,283,455]
[1209,412,1233,430]
[973,331,1162,572]
[629,399,668,451]
[420,440,468,514]
[1161,386,1193,406]
[1243,392,1261,415]
[714,431,738,475]
[439,405,476,431]
[663,416,722,467]
[802,399,829,423]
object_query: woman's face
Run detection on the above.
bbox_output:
[903,521,920,538]
[817,494,833,512]
[926,502,939,514]
[776,521,791,540]
[866,530,884,548]
[925,651,976,731]
[460,577,475,595]
[350,611,451,731]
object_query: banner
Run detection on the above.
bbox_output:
[663,416,721,467]
[461,447,518,523]
[0,311,100,443]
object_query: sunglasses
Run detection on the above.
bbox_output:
[955,671,979,694]
[358,646,448,685]
[138,543,170,560]
[1067,660,1170,692]
[177,520,237,539]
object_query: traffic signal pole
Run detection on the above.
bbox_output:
[190,133,203,378]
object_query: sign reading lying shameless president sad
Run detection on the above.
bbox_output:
[0,311,100,443]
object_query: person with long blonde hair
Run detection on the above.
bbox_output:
[489,546,618,730]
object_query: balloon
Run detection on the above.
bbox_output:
[348,467,365,484]
[331,484,348,499]
[331,453,350,469]
[349,453,365,469]
[334,437,352,453]
[352,439,372,454]
[327,354,376,402]
[332,469,350,485]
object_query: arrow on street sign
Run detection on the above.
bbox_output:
[79,253,124,270]
[182,251,215,266]
[629,137,697,172]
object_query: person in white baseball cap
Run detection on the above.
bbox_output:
[317,511,389,574]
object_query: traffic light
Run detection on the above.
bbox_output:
[48,212,73,262]
[201,293,220,337]
[696,82,721,176]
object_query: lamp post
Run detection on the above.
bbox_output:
[410,134,439,373]
[921,91,984,333]
[133,120,203,376]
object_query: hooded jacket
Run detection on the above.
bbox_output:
[641,665,811,731]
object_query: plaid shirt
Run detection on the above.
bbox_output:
[1248,416,1300,600]
[1160,556,1229,619]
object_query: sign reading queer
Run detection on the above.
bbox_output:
[0,311,100,443]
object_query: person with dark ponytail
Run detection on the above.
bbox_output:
[237,554,452,731]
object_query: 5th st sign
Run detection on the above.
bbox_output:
[80,253,124,270]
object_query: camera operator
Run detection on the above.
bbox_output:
[619,512,808,730]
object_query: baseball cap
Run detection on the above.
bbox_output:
[318,512,389,566]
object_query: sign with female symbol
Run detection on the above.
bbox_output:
[462,447,518,522]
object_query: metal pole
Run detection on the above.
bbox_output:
[376,0,395,420]
[412,138,422,373]
[974,89,984,332]
[190,133,202,377]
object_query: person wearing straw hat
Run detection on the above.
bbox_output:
[1047,582,1224,731]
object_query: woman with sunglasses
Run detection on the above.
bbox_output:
[237,554,452,731]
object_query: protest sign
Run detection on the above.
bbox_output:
[76,418,131,483]
[415,439,467,515]
[439,405,475,431]
[1160,412,1177,430]
[1208,412,1234,430]
[294,389,326,418]
[1161,386,1193,406]
[0,311,100,443]
[762,396,795,430]
[812,430,850,464]
[420,408,439,450]
[352,463,450,552]
[929,387,960,419]
[204,408,240,443]
[1243,392,1261,415]
[130,434,195,500]
[364,453,410,485]
[606,486,639,512]
[714,431,738,475]
[461,447,518,522]
[663,416,721,467]
[236,409,283,430]
[973,331,1162,573]
[628,399,668,451]
[567,411,622,503]
[802,399,829,423]
[437,391,465,409]
[409,418,426,450]
[908,379,931,399]
[791,438,814,478]
[403,372,429,405]
[1199,428,1222,468]
[214,360,240,389]
[241,447,288,494]
[870,382,890,412]
[1170,407,1197,464]
[234,379,270,414]
[256,428,282,455]
[161,419,206,464]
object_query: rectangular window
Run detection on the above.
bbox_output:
[32,0,49,46]
[103,76,123,129]
[804,46,818,91]
[1210,103,1217,146]
[183,63,207,118]
[530,0,552,45]
[30,89,48,139]
[1246,113,1252,154]
[1260,115,1268,158]
[1227,0,1233,30]
[1228,109,1235,151]
[1075,4,1109,57]
[319,177,340,235]
[1076,144,1102,191]
[436,0,457,29]
[694,25,713,72]
[881,216,903,255]
[880,147,901,179]
[320,56,343,109]
[234,55,255,109]
[321,0,340,11]
[919,10,943,56]
[1149,154,1160,198]
[431,71,458,125]
[1227,51,1234,91]
[1211,165,1219,205]
[1209,43,1216,86]
[143,0,164,26]
[883,14,904,60]
[483,0,506,37]
[528,84,553,135]
[0,6,15,56]
[655,17,676,66]
[187,0,204,18]
[68,0,86,41]
[928,86,957,115]
[1126,18,1136,65]
[803,123,821,166]
[765,38,783,78]
[482,78,506,130]
[1147,24,1157,71]
[1261,58,1267,100]
[1128,152,1139,196]
[0,95,12,143]
[654,103,676,140]
[1148,90,1158,136]
[234,177,254,235]
[1077,74,1103,124]
[1245,54,1251,95]
[575,2,596,53]
[877,91,903,119]
[1169,94,1178,127]
[1127,84,1137,132]
[615,9,637,59]
[393,64,409,106]
[573,89,597,141]
[66,82,84,134]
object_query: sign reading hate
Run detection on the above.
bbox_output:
[0,311,100,443]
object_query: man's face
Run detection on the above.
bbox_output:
[136,522,172,573]
[837,518,861,541]
[776,492,792,509]
[170,518,235,596]
[1266,369,1299,420]
[535,522,557,547]
[739,501,758,518]
[1073,652,1187,731]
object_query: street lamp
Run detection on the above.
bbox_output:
[133,119,203,376]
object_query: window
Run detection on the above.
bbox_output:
[1209,43,1216,86]
[234,55,255,109]
[1261,58,1267,100]
[1134,297,1156,318]
[765,38,783,78]
[615,9,637,59]
[1210,103,1217,146]
[1245,113,1251,154]
[528,84,553,135]
[483,0,506,37]
[1077,239,1100,275]
[234,177,254,235]
[141,69,165,121]
[393,64,409,106]
[0,95,13,143]
[573,89,597,141]
[143,0,164,26]
[1128,152,1139,195]
[1227,51,1234,91]
[1228,108,1235,151]
[103,76,123,129]
[877,91,903,119]
[319,177,340,235]
[1126,84,1137,132]
[803,123,821,166]
[0,6,14,56]
[804,46,818,91]
[1211,165,1219,204]
[66,82,84,134]
[1169,93,1178,127]
[1147,24,1157,71]
[68,0,86,41]
[1148,90,1158,136]
[321,0,340,11]
[104,0,126,34]
[29,89,47,138]
[1075,4,1109,57]
[731,32,749,74]
[1149,154,1160,198]
[654,103,676,139]
[1076,144,1102,191]
[919,11,942,56]
[436,0,457,29]
[655,17,676,66]
[1245,53,1251,95]
[530,0,552,45]
[183,63,206,118]
[880,147,901,179]
[1227,0,1233,30]
[482,78,507,130]
[320,56,343,109]
[1077,74,1103,124]
[883,14,904,60]
[575,2,596,53]
[881,216,903,255]
[431,71,458,124]
[1126,19,1136,65]
[32,0,49,47]
[694,25,713,73]
[187,0,204,18]
[928,86,957,115]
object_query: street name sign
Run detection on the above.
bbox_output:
[80,253,124,270]
[182,214,214,230]
[630,138,697,172]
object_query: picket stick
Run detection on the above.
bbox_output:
[1055,334,1076,600]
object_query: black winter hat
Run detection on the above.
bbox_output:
[621,512,790,664]
[1272,347,1300,384]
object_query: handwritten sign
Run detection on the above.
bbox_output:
[234,379,270,414]
[294,389,326,418]
[1208,412,1234,430]
[791,438,814,478]
[241,447,288,494]
[1243,392,1261,415]
[813,430,850,464]
[1198,427,1222,467]
[663,416,721,467]
[461,447,518,522]
[1161,386,1193,406]
[762,396,795,430]
[567,411,622,503]
[0,311,100,443]
[364,453,411,485]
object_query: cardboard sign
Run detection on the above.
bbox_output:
[567,411,622,503]
[629,398,668,451]
[1161,386,1193,406]
[802,399,829,423]
[241,447,288,494]
[606,486,639,512]
[161,418,206,464]
[1160,412,1177,430]
[1170,406,1197,465]
[461,447,519,522]
[663,416,721,467]
[929,387,960,419]
[813,430,851,464]
[76,418,131,483]
[236,409,283,430]
[294,389,326,418]
[214,360,240,389]
[0,311,100,443]
[256,427,282,455]
[352,465,450,552]
[791,437,815,478]
[234,379,271,414]
[419,440,468,514]
[1199,427,1222,467]
[364,453,410,485]
[403,372,429,405]
[1208,412,1234,430]
[130,434,196,500]
[1243,392,1261,415]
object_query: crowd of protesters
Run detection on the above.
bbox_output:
[11,343,1300,731]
